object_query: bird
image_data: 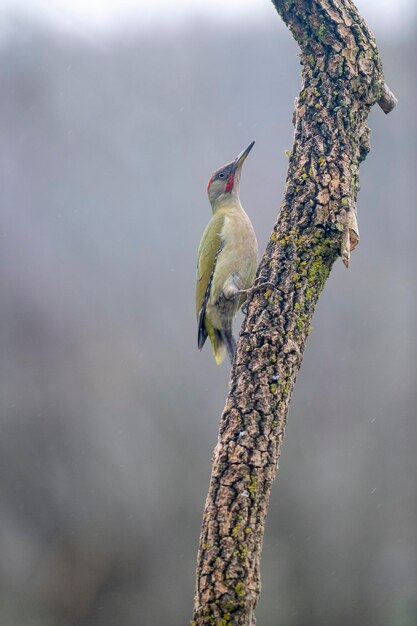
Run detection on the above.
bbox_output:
[196,141,259,364]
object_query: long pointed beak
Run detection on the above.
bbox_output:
[234,140,255,171]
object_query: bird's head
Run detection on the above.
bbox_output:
[207,140,255,207]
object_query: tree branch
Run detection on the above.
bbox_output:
[192,1,396,624]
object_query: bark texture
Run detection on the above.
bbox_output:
[193,2,396,624]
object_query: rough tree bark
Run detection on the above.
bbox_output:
[192,2,396,624]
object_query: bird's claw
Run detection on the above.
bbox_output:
[239,281,281,313]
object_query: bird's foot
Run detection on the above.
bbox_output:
[240,281,282,313]
[237,280,278,298]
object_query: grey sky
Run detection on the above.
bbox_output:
[1,0,416,33]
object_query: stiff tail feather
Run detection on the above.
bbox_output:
[206,322,236,365]
[219,329,236,364]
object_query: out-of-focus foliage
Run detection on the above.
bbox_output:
[0,14,416,626]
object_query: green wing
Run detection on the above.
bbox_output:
[196,212,225,349]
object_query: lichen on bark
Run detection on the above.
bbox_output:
[192,1,396,624]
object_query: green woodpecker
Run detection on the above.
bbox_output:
[196,141,259,364]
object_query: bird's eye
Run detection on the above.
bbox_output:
[218,173,225,178]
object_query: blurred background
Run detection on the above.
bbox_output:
[0,1,416,624]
